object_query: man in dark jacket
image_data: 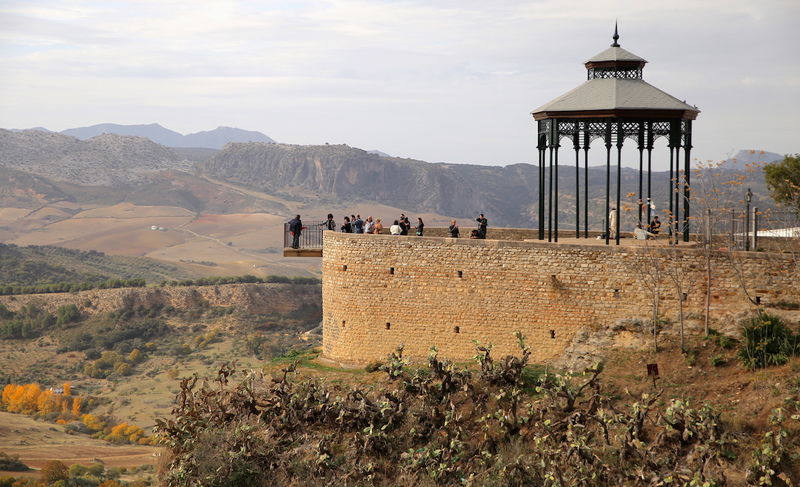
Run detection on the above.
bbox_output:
[341,216,353,233]
[476,213,488,239]
[288,215,302,249]
[399,214,409,235]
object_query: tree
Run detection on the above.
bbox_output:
[40,460,68,483]
[764,154,800,213]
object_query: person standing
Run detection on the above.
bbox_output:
[415,218,425,236]
[374,218,384,234]
[364,216,375,234]
[354,214,364,234]
[609,207,618,239]
[288,215,302,249]
[399,214,409,236]
[449,220,460,238]
[390,220,402,235]
[476,213,488,239]
[320,213,336,231]
[341,216,352,233]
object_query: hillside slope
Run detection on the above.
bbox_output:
[0,243,194,286]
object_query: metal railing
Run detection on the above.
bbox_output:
[284,221,326,249]
[719,208,799,251]
[756,208,800,237]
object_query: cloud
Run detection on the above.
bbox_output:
[0,0,798,166]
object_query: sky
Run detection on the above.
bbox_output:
[1,0,799,169]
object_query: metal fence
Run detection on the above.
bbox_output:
[713,208,800,251]
[756,208,800,237]
[283,221,326,249]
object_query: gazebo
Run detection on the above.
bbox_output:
[532,25,699,245]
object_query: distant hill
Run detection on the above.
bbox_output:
[60,123,275,149]
[720,150,784,170]
[0,129,190,185]
[9,127,52,133]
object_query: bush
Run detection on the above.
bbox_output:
[738,312,800,369]
[56,304,81,325]
[710,354,727,367]
[0,452,29,471]
[156,339,762,487]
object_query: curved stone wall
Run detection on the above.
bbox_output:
[322,232,798,364]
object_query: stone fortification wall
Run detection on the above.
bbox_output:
[322,232,798,364]
[0,283,321,316]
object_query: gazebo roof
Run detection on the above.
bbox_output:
[531,28,699,120]
[533,78,699,116]
[585,46,647,64]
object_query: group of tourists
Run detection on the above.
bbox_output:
[287,212,490,248]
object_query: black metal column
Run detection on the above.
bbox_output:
[538,130,546,240]
[637,122,644,226]
[683,120,692,242]
[604,122,612,246]
[583,131,590,238]
[646,122,653,226]
[554,127,560,243]
[615,121,622,246]
[574,131,580,238]
[674,145,681,245]
[548,124,554,242]
[668,122,677,243]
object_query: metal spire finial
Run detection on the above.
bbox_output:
[611,21,620,47]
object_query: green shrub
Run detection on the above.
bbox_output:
[0,452,29,471]
[56,304,81,325]
[716,335,736,350]
[738,312,800,369]
[710,354,727,367]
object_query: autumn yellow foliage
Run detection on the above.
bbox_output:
[1,382,79,419]
[1,383,152,445]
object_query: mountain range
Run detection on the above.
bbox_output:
[10,123,275,150]
[0,127,785,227]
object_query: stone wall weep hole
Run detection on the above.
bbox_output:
[322,232,799,365]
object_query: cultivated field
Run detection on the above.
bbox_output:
[0,176,459,279]
[0,411,157,472]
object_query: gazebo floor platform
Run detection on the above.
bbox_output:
[283,248,323,257]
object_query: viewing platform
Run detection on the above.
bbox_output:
[284,210,799,257]
[283,224,707,257]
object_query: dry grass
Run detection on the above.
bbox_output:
[0,411,157,470]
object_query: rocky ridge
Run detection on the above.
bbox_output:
[0,129,191,186]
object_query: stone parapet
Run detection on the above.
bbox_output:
[322,232,798,364]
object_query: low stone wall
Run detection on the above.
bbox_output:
[322,232,798,364]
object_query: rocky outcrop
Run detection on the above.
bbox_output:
[204,143,545,226]
[0,129,191,186]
